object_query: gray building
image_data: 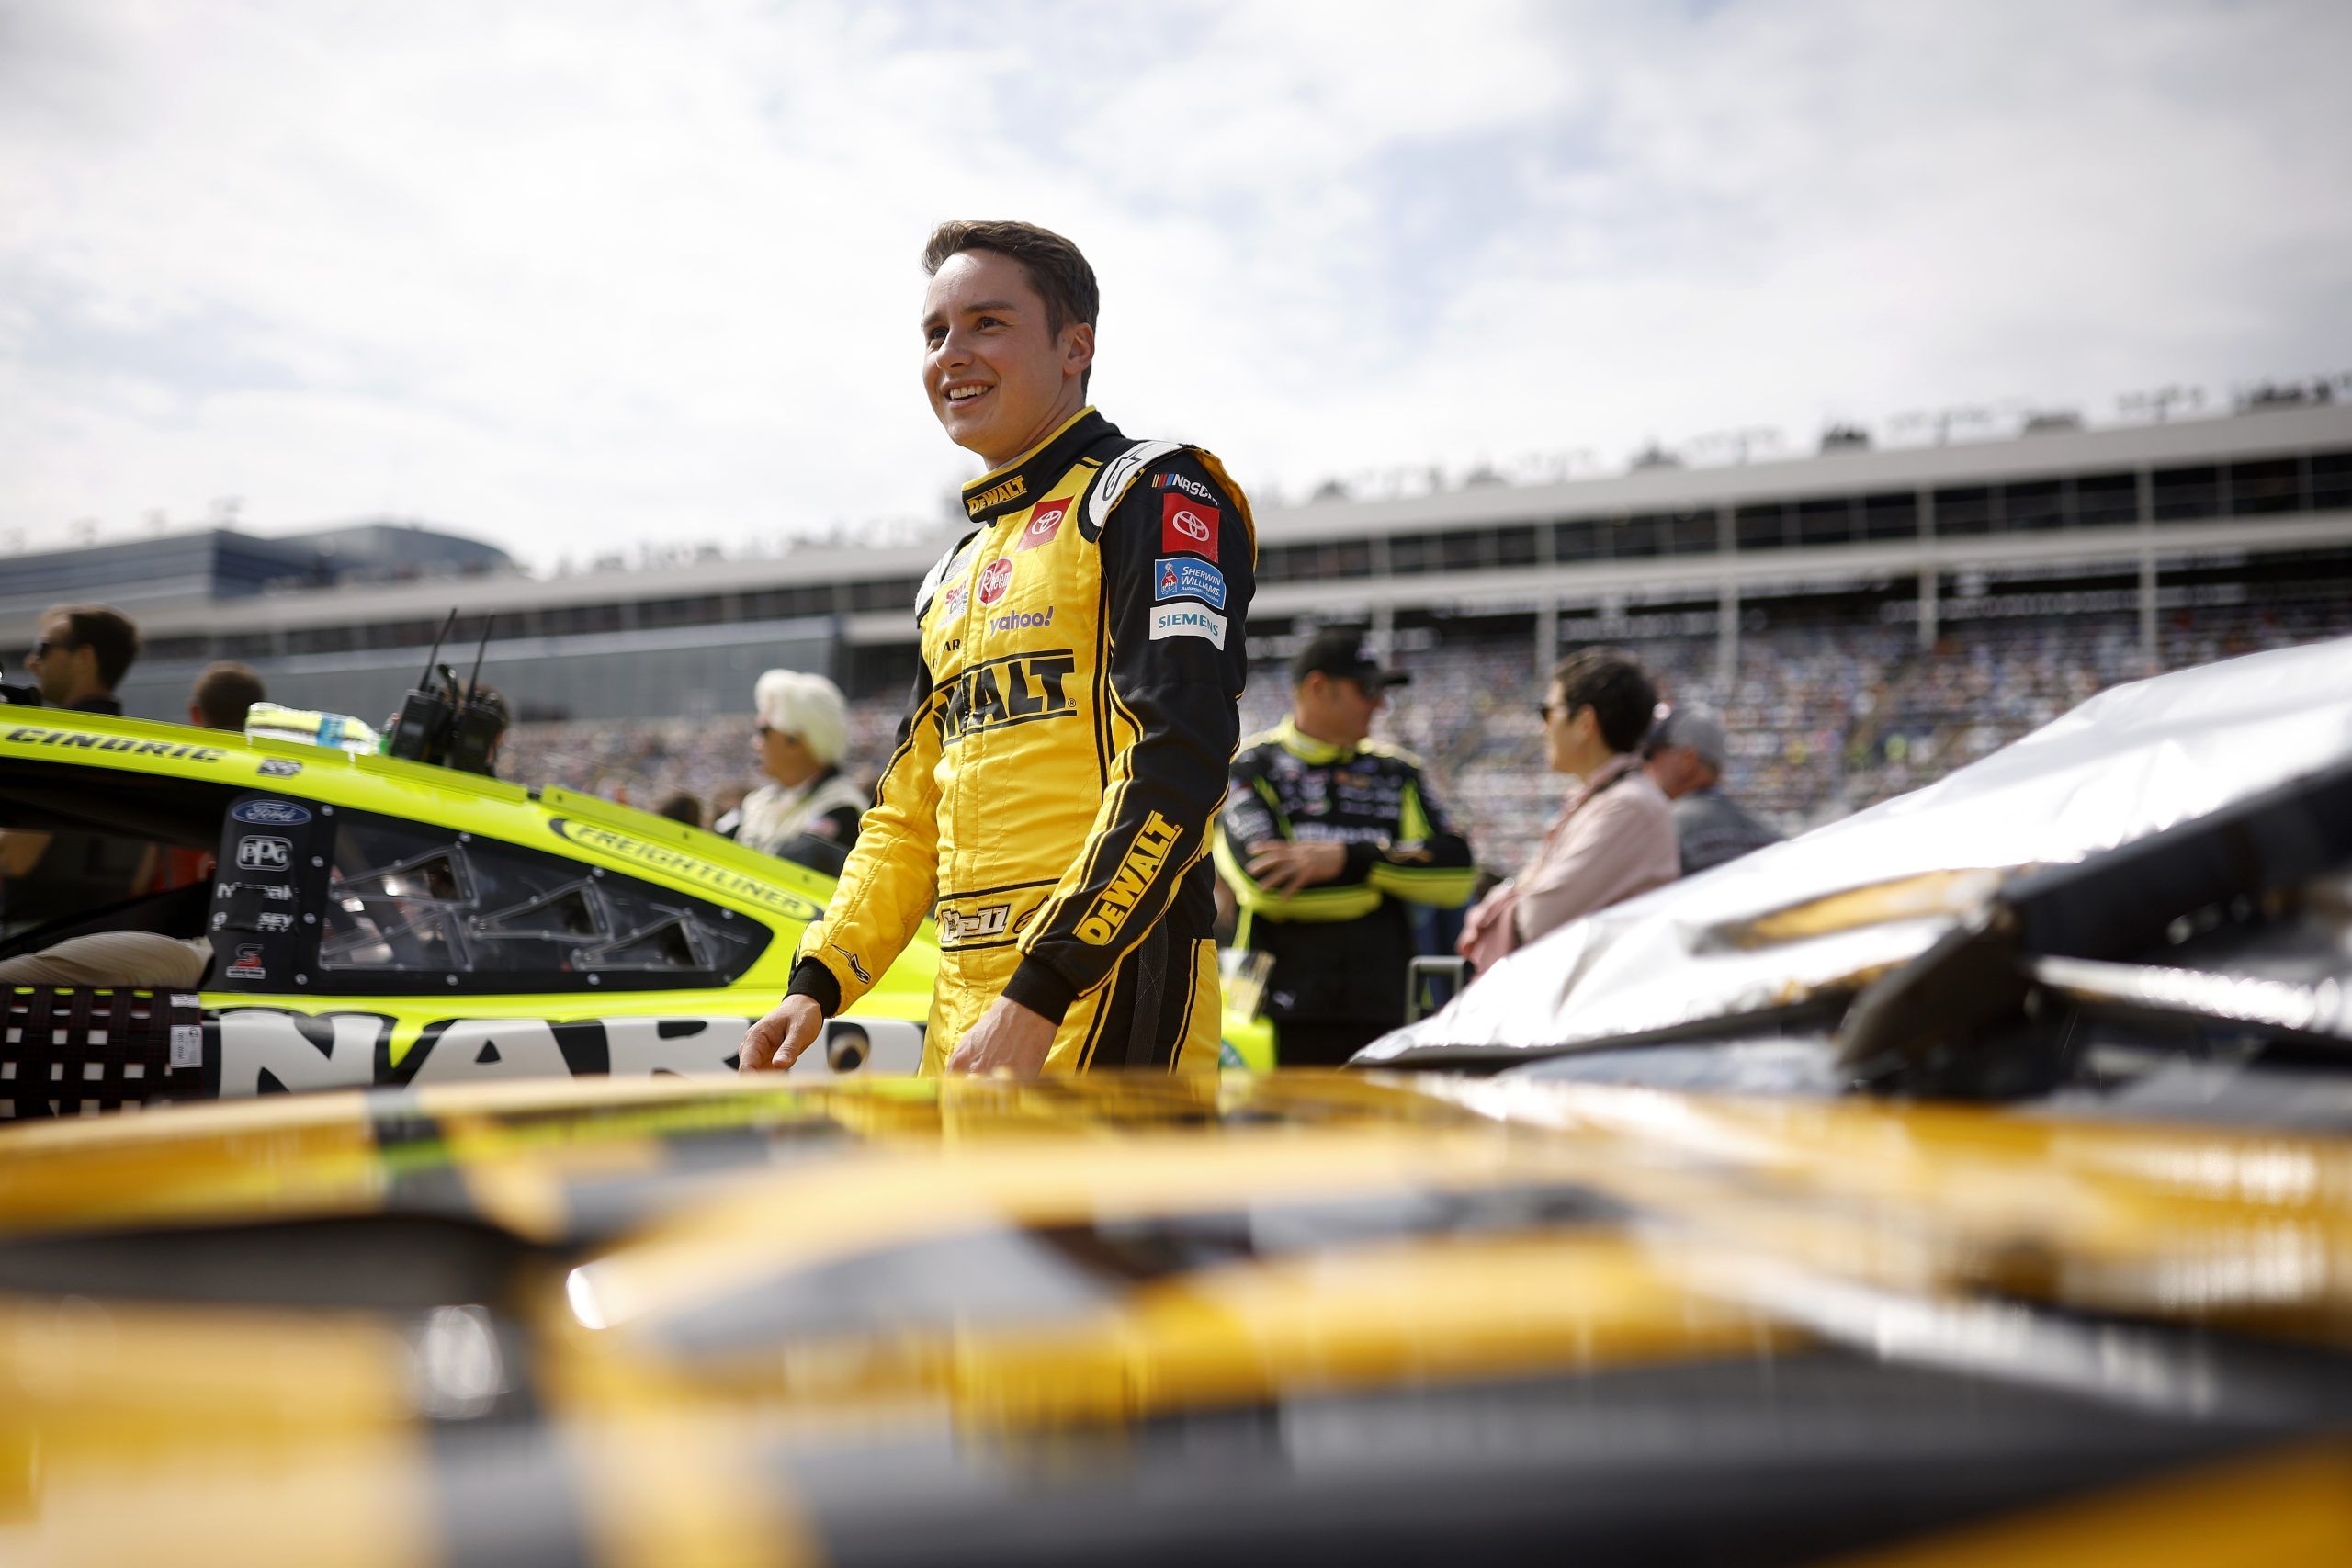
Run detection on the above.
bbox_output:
[6,403,2348,725]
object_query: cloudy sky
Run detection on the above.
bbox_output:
[3,0,2348,571]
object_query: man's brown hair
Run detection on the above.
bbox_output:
[922,220,1100,390]
[1549,647,1659,755]
[191,660,266,730]
[50,604,141,692]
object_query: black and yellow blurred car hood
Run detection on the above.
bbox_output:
[2,1072,2350,1566]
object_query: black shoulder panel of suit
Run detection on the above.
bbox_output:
[1006,446,1256,1014]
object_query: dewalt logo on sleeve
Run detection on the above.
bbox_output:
[1078,811,1183,945]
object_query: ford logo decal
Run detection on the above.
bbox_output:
[231,799,313,826]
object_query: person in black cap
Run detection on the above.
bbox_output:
[1213,630,1478,1064]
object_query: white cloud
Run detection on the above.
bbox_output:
[1,0,2346,568]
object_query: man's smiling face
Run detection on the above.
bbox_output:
[921,248,1092,470]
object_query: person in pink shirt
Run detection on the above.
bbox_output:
[1457,648,1679,973]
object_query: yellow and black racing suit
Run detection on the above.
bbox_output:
[784,408,1255,1074]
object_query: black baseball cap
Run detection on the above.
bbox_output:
[1291,630,1410,689]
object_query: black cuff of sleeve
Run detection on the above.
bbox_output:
[1002,955,1078,1024]
[1343,840,1382,877]
[785,957,842,1016]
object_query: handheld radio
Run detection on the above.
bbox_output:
[443,616,504,776]
[385,610,459,765]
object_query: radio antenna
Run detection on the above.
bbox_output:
[415,608,458,689]
[461,613,494,704]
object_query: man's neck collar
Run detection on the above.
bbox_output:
[1279,716,1357,763]
[1576,750,1637,788]
[959,406,1112,525]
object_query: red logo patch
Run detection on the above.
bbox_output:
[1161,494,1218,562]
[1015,499,1071,552]
[978,558,1015,605]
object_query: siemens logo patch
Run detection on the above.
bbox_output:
[1148,603,1227,649]
[1078,810,1183,945]
[935,649,1079,742]
[988,605,1055,634]
[1153,558,1226,610]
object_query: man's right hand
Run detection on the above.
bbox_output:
[739,995,823,1073]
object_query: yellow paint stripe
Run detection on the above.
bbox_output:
[1823,1440,2352,1568]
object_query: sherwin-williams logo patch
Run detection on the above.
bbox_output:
[548,818,823,922]
[935,650,1079,742]
[1078,810,1183,945]
[1016,498,1071,551]
[967,473,1027,516]
[1153,558,1226,610]
[1149,603,1227,649]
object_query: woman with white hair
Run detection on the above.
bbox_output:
[730,670,868,873]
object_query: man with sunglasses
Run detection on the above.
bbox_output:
[23,604,139,715]
[3,604,148,910]
[1214,632,1477,1065]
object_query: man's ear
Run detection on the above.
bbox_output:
[1062,321,1095,382]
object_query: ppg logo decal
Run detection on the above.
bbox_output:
[232,799,312,826]
[235,836,293,871]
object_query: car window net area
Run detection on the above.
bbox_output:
[316,810,764,991]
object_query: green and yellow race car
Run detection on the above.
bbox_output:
[1,705,946,1105]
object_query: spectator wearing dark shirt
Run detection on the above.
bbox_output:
[3,604,149,919]
[1644,707,1782,875]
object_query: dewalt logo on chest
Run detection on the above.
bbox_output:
[934,649,1078,742]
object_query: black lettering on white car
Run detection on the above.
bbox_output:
[216,1010,389,1096]
[210,1008,926,1093]
[604,1016,752,1076]
[401,1019,573,1085]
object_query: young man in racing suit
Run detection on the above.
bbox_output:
[740,220,1254,1077]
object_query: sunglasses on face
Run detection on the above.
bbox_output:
[29,638,76,661]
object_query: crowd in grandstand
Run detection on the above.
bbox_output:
[501,598,2346,878]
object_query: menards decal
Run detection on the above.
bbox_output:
[4,725,225,762]
[548,818,825,922]
[212,1009,921,1092]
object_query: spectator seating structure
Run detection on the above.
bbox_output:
[503,600,2349,878]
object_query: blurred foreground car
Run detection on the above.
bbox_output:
[0,706,934,1108]
[3,644,2352,1562]
[0,1072,2347,1564]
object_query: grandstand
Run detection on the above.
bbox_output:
[13,400,2352,873]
